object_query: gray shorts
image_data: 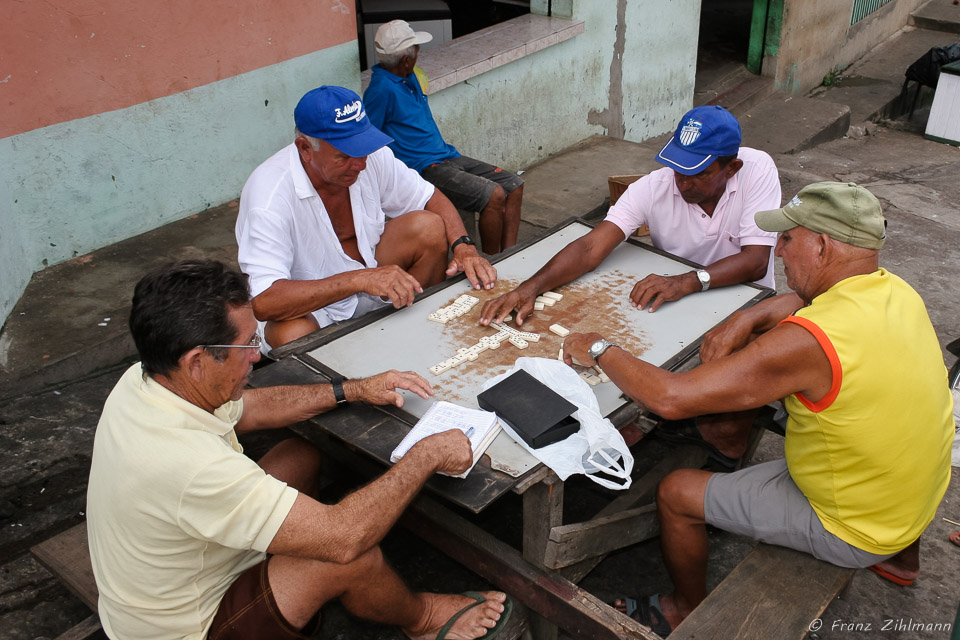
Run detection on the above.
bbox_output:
[421,155,524,213]
[704,459,896,568]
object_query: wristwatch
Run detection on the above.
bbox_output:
[450,235,475,251]
[588,338,620,362]
[332,377,348,406]
[695,269,711,292]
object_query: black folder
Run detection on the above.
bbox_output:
[477,369,580,448]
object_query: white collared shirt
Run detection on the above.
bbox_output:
[604,147,780,289]
[236,143,434,331]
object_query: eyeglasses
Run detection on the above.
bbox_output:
[198,334,262,350]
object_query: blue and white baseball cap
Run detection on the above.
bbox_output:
[656,105,742,175]
[294,86,393,158]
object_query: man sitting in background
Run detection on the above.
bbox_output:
[363,19,524,254]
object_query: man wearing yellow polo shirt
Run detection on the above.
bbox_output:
[86,260,512,640]
[562,182,954,635]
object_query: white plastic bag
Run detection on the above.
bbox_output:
[482,357,634,489]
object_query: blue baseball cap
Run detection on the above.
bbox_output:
[294,86,393,157]
[656,105,742,175]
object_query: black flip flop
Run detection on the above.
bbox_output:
[654,419,738,470]
[619,594,674,637]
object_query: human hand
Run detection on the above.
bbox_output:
[413,428,473,475]
[629,272,699,312]
[699,310,757,363]
[446,246,497,291]
[479,282,538,326]
[346,370,433,408]
[360,265,423,308]
[562,332,604,367]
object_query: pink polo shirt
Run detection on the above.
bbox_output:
[605,147,780,289]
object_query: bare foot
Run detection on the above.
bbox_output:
[403,591,506,640]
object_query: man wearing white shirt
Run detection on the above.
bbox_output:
[237,86,497,353]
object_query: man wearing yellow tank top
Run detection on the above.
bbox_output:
[562,182,954,635]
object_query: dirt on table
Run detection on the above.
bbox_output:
[425,271,651,404]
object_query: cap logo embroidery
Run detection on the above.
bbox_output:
[334,100,365,124]
[787,195,803,208]
[678,118,703,146]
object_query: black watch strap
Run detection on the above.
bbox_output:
[332,377,348,406]
[450,235,475,251]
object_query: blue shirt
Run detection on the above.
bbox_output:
[364,64,459,172]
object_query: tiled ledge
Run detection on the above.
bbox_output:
[361,14,585,94]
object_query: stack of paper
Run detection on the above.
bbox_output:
[390,401,501,478]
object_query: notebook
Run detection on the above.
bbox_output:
[390,400,502,478]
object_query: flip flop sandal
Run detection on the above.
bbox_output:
[436,591,514,640]
[868,564,915,586]
[653,419,739,470]
[618,594,674,637]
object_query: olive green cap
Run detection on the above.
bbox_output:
[755,181,886,249]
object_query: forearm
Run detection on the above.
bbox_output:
[252,273,364,321]
[271,444,440,563]
[700,245,771,288]
[527,230,617,294]
[425,190,469,245]
[738,292,804,332]
[326,446,438,557]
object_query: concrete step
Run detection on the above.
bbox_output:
[910,0,960,35]
[811,26,960,124]
[740,92,851,154]
[697,65,778,116]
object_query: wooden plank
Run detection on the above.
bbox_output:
[670,543,855,640]
[54,615,102,640]
[544,505,658,570]
[523,475,564,640]
[31,522,98,613]
[560,446,708,583]
[405,495,662,640]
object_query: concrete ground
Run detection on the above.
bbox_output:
[2,7,960,640]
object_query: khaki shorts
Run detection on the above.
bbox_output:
[208,558,320,640]
[704,459,897,568]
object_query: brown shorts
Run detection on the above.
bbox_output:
[208,558,320,640]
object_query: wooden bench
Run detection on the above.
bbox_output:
[30,522,102,640]
[670,543,855,640]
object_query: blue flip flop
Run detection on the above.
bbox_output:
[620,594,674,637]
[436,591,514,640]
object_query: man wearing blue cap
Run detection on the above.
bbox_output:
[481,104,779,326]
[237,86,497,352]
[363,20,524,254]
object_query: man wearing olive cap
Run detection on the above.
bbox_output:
[562,182,954,635]
[237,86,497,354]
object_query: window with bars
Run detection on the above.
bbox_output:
[851,0,893,24]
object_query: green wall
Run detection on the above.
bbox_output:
[0,43,359,326]
[430,0,699,170]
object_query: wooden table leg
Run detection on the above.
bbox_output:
[522,473,564,640]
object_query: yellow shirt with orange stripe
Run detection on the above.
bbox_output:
[781,269,953,554]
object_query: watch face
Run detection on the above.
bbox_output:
[589,340,606,356]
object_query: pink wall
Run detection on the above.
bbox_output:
[2,0,357,139]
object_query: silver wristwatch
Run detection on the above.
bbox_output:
[588,338,620,361]
[695,269,711,291]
